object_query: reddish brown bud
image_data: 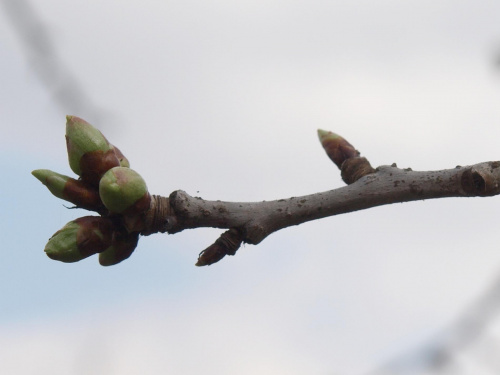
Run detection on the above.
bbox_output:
[317,129,359,169]
[196,229,243,266]
[98,231,139,266]
[195,242,227,266]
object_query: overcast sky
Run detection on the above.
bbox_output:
[1,1,500,374]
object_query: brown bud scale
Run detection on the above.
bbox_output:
[99,231,139,266]
[75,216,115,257]
[80,149,120,186]
[341,157,376,185]
[63,179,103,211]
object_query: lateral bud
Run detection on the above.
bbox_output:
[44,216,115,263]
[32,169,103,211]
[98,231,140,266]
[317,129,359,169]
[196,229,243,266]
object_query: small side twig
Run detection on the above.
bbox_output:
[196,228,244,266]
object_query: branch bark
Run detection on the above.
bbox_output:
[141,159,500,266]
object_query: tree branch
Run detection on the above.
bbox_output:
[35,120,500,267]
[142,160,500,265]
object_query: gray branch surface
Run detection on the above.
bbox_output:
[145,162,500,249]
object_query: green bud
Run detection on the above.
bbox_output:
[66,116,111,174]
[44,216,115,263]
[32,169,102,211]
[99,167,151,214]
[98,232,139,266]
[66,116,120,185]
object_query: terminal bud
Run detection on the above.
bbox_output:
[66,116,120,185]
[318,129,359,169]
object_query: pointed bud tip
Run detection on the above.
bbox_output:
[317,129,341,141]
[317,129,328,137]
[66,114,86,123]
[65,115,84,128]
[32,169,70,200]
[32,169,48,183]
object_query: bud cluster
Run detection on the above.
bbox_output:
[33,116,151,266]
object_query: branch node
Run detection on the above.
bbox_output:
[141,195,174,236]
[461,163,500,196]
[341,157,376,184]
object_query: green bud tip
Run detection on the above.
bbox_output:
[32,169,102,210]
[32,169,68,199]
[99,167,150,214]
[317,129,341,141]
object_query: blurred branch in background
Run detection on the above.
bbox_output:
[493,41,500,74]
[367,42,500,375]
[1,0,109,127]
[368,270,500,375]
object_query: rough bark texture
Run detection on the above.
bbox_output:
[141,161,500,265]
